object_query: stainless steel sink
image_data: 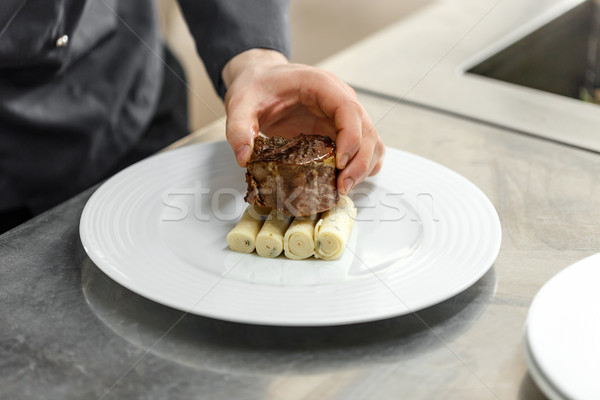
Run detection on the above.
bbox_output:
[468,0,599,103]
[321,0,600,153]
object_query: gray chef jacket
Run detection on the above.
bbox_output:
[0,0,290,214]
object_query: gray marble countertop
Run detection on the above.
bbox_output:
[2,91,600,399]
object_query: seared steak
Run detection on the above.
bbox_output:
[245,135,339,216]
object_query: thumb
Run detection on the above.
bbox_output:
[225,102,259,167]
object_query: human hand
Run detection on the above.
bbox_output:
[222,49,385,194]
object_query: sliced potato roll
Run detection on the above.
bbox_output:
[314,195,357,260]
[284,214,319,260]
[256,210,293,258]
[226,206,269,253]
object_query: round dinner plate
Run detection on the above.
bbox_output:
[524,253,600,400]
[80,141,501,326]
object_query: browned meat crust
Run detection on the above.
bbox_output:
[245,135,339,216]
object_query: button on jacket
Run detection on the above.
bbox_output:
[0,0,290,213]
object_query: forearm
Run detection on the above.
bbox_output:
[176,0,291,98]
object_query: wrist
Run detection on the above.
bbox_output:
[222,48,288,89]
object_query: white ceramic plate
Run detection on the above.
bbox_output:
[523,334,567,400]
[80,141,501,326]
[524,253,600,400]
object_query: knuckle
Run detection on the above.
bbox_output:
[344,84,358,98]
[225,122,248,143]
[315,69,338,87]
[363,126,376,139]
[225,87,244,107]
[344,135,362,154]
[357,156,370,172]
[347,98,363,113]
[225,121,243,135]
[370,161,383,176]
[321,69,339,81]
[376,138,385,155]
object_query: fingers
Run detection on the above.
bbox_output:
[336,105,384,193]
[314,76,384,187]
[333,102,362,169]
[223,61,385,183]
[369,140,385,176]
[306,73,363,170]
[337,126,376,194]
[225,92,260,167]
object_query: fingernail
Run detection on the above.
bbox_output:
[344,177,354,194]
[236,145,252,165]
[339,153,349,169]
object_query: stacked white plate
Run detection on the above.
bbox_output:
[524,253,600,400]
